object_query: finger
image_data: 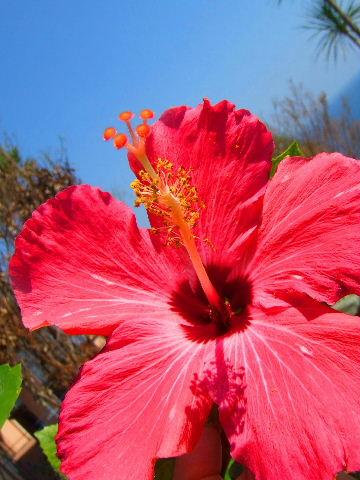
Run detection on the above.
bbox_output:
[173,425,222,480]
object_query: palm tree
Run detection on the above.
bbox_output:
[278,0,360,60]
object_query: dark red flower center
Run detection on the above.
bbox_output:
[171,265,252,340]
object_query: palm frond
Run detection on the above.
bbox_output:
[304,0,360,61]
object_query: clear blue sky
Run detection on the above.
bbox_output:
[1,0,359,207]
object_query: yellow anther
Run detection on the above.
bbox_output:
[105,107,221,309]
[131,158,203,247]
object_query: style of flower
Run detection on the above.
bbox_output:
[10,99,360,480]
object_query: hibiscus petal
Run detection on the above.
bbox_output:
[10,185,187,335]
[141,99,274,262]
[216,300,360,480]
[250,153,360,306]
[57,318,213,480]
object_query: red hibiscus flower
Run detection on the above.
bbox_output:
[10,99,360,480]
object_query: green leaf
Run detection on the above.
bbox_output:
[271,141,303,177]
[224,458,246,480]
[0,363,22,428]
[154,458,175,480]
[333,294,360,316]
[35,424,67,478]
[224,459,235,480]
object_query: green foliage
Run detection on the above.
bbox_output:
[333,294,360,315]
[0,363,22,427]
[224,458,235,480]
[224,458,245,479]
[154,458,175,480]
[270,141,303,178]
[35,424,67,479]
[306,0,360,61]
[277,0,360,60]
